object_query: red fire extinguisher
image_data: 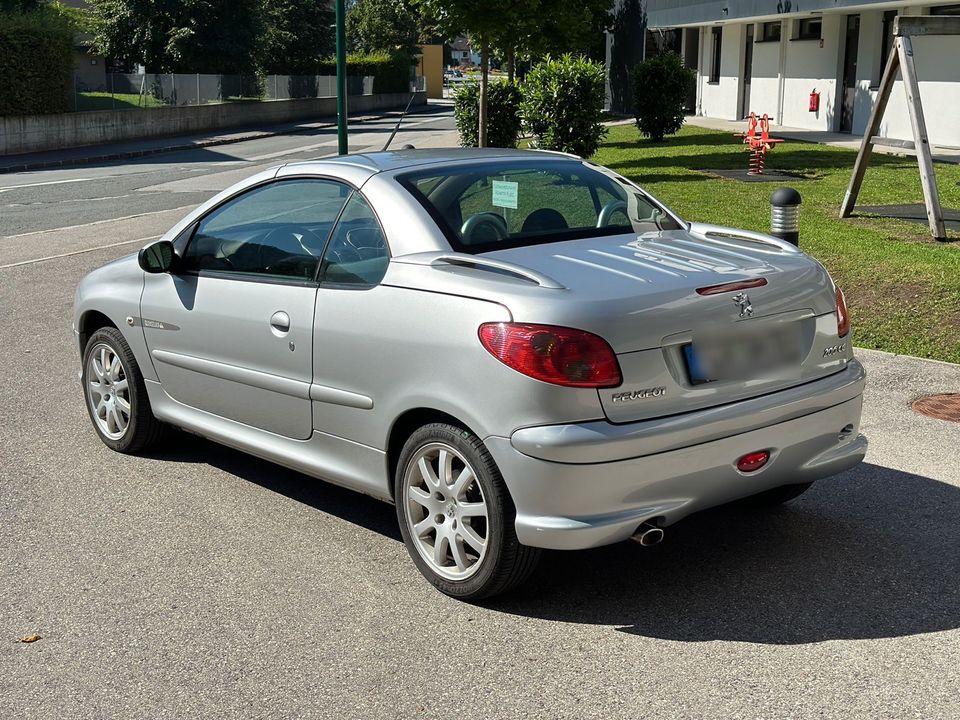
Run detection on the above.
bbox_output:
[809,89,820,113]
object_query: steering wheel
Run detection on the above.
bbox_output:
[460,212,509,245]
[597,200,629,228]
[258,225,326,275]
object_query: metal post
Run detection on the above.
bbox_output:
[770,187,801,246]
[335,0,348,155]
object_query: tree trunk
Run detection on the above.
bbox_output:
[478,33,489,148]
[507,46,516,84]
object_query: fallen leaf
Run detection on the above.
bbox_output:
[19,634,41,643]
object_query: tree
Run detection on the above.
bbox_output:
[632,53,694,141]
[260,0,334,74]
[89,0,263,74]
[347,0,423,57]
[608,0,646,114]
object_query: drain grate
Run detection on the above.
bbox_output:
[912,393,960,423]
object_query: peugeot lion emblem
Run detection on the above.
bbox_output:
[732,292,753,318]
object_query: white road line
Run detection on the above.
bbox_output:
[0,235,159,270]
[2,206,193,240]
[0,177,93,192]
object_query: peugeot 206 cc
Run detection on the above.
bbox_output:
[74,149,867,599]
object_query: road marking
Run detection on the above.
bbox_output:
[0,235,160,270]
[1,206,193,240]
[0,177,93,192]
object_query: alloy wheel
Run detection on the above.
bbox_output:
[402,442,489,581]
[86,343,131,440]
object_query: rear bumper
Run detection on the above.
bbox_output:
[486,362,867,550]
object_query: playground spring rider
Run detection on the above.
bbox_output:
[734,113,784,175]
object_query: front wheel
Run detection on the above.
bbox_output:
[82,326,165,453]
[395,423,540,600]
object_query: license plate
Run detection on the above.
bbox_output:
[683,325,804,385]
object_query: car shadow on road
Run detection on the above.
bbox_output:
[148,431,402,541]
[149,438,960,644]
[491,463,960,644]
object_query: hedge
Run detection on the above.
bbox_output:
[453,81,522,149]
[317,52,411,94]
[0,9,74,116]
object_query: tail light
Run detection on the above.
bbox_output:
[835,286,849,338]
[478,323,622,388]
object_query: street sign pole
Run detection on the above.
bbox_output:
[335,0,348,155]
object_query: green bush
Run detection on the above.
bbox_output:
[520,54,607,158]
[317,52,411,94]
[632,53,695,141]
[0,7,74,116]
[453,81,522,149]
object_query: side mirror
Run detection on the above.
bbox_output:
[138,240,177,273]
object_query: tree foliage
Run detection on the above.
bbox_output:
[347,0,425,57]
[454,81,522,148]
[521,54,608,158]
[260,0,334,74]
[0,4,74,116]
[632,52,694,141]
[90,0,264,73]
[608,0,646,114]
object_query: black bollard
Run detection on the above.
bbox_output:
[770,187,801,246]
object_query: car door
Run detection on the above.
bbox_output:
[140,177,352,440]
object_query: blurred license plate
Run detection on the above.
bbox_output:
[684,325,804,385]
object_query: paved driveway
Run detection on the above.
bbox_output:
[2,119,958,717]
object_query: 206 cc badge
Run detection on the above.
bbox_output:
[732,292,753,318]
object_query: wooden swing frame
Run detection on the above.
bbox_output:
[840,15,959,241]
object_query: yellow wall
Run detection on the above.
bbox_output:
[417,45,444,99]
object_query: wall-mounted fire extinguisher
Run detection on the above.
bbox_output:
[809,89,820,113]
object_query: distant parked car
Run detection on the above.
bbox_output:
[74,149,867,599]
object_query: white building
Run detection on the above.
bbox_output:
[645,1,960,147]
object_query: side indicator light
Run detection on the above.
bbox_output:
[736,450,770,473]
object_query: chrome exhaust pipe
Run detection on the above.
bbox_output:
[631,522,664,547]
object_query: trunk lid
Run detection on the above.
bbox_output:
[485,229,850,423]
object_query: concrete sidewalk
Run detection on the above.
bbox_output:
[684,115,960,164]
[0,104,445,174]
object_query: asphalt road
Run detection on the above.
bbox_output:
[2,105,959,719]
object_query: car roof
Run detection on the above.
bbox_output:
[280,147,580,181]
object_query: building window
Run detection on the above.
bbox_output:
[930,4,960,14]
[759,21,781,42]
[878,9,897,82]
[794,17,822,40]
[709,26,722,83]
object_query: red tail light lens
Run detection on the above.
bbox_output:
[478,323,622,388]
[836,286,849,338]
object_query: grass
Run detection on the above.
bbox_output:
[75,92,166,111]
[591,124,960,364]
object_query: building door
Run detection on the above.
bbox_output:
[683,27,699,112]
[740,24,754,119]
[840,14,860,133]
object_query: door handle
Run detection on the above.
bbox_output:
[270,311,291,335]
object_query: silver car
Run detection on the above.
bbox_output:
[74,149,867,599]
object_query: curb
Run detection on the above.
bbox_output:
[0,108,424,175]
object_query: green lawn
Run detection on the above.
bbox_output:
[75,92,167,111]
[591,124,960,364]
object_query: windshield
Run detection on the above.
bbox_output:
[397,159,682,254]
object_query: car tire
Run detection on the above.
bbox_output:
[743,481,814,507]
[395,422,540,600]
[82,326,165,454]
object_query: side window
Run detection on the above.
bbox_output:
[182,179,351,280]
[320,193,389,286]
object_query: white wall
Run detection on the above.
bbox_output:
[698,24,745,119]
[779,15,845,129]
[749,25,783,120]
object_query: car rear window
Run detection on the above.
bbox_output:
[397,159,682,253]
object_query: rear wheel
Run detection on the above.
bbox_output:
[82,327,165,453]
[395,423,540,600]
[743,482,814,507]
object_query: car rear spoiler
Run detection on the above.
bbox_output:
[395,252,566,289]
